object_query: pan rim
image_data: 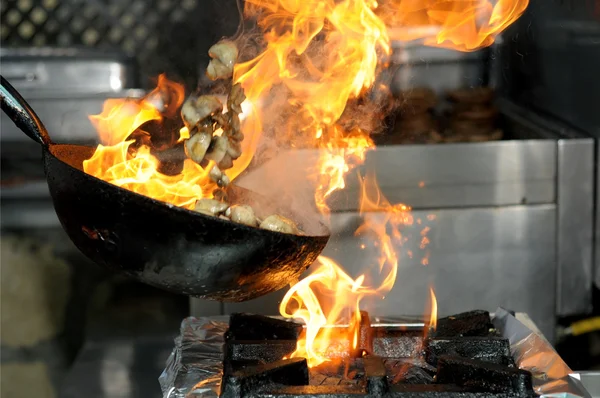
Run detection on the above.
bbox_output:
[46,143,331,239]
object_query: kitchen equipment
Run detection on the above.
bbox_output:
[0,75,330,302]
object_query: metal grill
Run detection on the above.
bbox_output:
[1,0,240,89]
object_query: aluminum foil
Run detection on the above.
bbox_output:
[159,309,587,398]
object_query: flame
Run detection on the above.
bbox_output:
[84,74,217,209]
[280,172,414,367]
[428,287,438,331]
[380,0,529,51]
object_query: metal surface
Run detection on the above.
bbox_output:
[1,47,137,94]
[0,75,330,302]
[0,89,145,142]
[495,1,600,137]
[570,372,600,398]
[556,138,595,316]
[222,205,557,341]
[389,43,489,97]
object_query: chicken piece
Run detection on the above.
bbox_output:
[259,214,299,235]
[206,40,239,80]
[204,135,229,164]
[184,131,212,164]
[227,83,246,115]
[209,164,230,187]
[194,198,229,216]
[229,205,258,227]
[181,95,223,131]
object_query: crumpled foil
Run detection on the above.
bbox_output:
[159,308,587,398]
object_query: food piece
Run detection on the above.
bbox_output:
[206,40,239,80]
[194,198,229,216]
[229,205,258,227]
[209,165,230,187]
[259,214,299,235]
[205,135,229,164]
[184,131,212,164]
[181,95,223,131]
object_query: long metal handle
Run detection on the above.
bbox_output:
[0,75,52,146]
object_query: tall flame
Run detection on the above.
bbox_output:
[428,287,438,332]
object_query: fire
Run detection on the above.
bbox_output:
[380,0,529,51]
[280,173,413,367]
[428,287,438,331]
[84,74,217,209]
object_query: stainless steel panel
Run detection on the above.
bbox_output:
[224,205,557,341]
[235,140,557,212]
[389,44,488,96]
[556,138,595,316]
[1,47,137,94]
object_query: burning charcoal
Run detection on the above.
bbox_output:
[184,131,212,164]
[373,330,422,358]
[226,340,297,363]
[228,205,258,227]
[181,95,223,131]
[207,40,239,81]
[194,198,229,216]
[260,215,299,235]
[226,313,302,341]
[221,358,308,398]
[432,310,493,338]
[385,360,434,385]
[363,356,389,395]
[424,336,512,367]
[356,311,373,356]
[436,355,535,397]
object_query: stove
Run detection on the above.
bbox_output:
[159,309,586,398]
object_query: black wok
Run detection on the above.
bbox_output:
[0,75,329,302]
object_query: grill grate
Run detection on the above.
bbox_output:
[1,0,240,89]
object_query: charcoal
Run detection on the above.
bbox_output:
[432,310,492,338]
[226,313,302,341]
[226,340,297,362]
[436,355,535,397]
[385,360,434,385]
[364,356,389,395]
[373,333,421,357]
[221,358,309,398]
[424,337,511,366]
[356,311,374,355]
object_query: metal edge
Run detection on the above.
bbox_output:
[556,137,595,316]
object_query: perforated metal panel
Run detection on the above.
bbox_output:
[1,0,240,88]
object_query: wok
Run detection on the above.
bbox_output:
[0,75,330,302]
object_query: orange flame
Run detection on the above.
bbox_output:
[280,173,413,367]
[428,287,438,331]
[84,74,217,209]
[380,0,529,51]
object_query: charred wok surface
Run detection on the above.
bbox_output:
[220,311,536,398]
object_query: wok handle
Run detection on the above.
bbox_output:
[0,75,52,147]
